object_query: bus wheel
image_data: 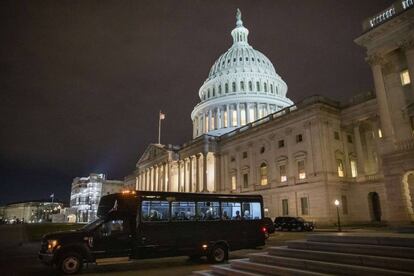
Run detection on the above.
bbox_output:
[58,251,83,275]
[208,244,228,263]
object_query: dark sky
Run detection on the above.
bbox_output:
[0,0,393,205]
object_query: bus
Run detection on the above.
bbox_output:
[39,191,267,274]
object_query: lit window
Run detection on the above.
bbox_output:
[300,197,309,215]
[204,116,208,132]
[240,106,246,126]
[280,165,287,182]
[337,159,345,177]
[378,128,383,138]
[249,106,255,122]
[400,69,411,86]
[232,109,237,126]
[260,163,268,185]
[350,160,357,178]
[231,175,237,190]
[298,160,306,179]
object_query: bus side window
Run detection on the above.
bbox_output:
[242,202,262,220]
[171,201,196,221]
[141,201,169,222]
[221,202,242,220]
[197,202,220,221]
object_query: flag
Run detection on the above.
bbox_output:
[50,193,54,198]
[160,111,166,120]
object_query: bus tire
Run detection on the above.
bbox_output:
[208,244,228,263]
[58,251,83,275]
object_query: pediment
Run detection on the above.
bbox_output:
[137,144,168,166]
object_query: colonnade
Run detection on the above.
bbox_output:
[194,102,280,137]
[136,152,217,193]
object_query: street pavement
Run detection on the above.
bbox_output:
[0,224,393,276]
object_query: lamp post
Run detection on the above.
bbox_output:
[334,199,341,232]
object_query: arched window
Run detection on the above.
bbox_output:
[212,88,215,97]
[207,89,210,98]
[225,83,229,93]
[218,85,222,94]
[260,163,268,186]
[256,81,260,92]
[264,83,267,92]
[249,81,253,91]
[270,84,273,93]
[240,81,245,91]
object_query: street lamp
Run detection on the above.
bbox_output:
[334,199,341,232]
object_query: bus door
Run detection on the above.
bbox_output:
[136,200,173,258]
[91,213,133,259]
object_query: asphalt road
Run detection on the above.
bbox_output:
[0,224,311,276]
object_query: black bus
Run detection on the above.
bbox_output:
[39,191,267,274]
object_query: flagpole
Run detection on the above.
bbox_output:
[158,110,161,145]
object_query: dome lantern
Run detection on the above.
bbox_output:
[231,8,249,46]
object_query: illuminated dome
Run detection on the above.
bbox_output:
[191,9,293,138]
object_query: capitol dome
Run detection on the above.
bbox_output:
[191,9,293,138]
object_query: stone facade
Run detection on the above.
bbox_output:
[133,5,414,225]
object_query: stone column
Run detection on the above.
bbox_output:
[236,103,241,127]
[304,121,314,176]
[246,103,250,123]
[202,152,208,192]
[167,163,171,192]
[183,159,187,192]
[353,123,366,176]
[177,161,182,192]
[196,154,200,192]
[225,104,230,127]
[153,166,157,191]
[367,54,394,138]
[214,153,220,192]
[208,109,212,132]
[189,156,193,192]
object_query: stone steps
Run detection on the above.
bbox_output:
[286,240,414,259]
[268,246,414,272]
[192,233,414,275]
[248,252,413,276]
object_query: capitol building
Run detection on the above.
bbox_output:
[131,5,414,225]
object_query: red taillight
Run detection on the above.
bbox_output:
[262,227,267,233]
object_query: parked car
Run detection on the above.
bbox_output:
[274,216,314,231]
[263,217,275,235]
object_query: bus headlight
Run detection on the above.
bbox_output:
[47,239,59,253]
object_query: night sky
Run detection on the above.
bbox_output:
[0,0,393,205]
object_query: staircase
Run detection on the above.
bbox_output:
[193,233,414,275]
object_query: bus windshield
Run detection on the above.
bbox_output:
[82,217,105,231]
